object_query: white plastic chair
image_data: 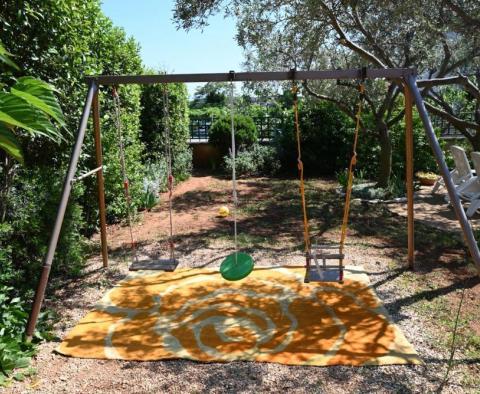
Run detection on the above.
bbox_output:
[464,152,480,217]
[433,145,476,196]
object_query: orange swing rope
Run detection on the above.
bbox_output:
[292,81,311,256]
[292,73,365,282]
[339,82,365,257]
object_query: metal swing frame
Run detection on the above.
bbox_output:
[25,67,480,339]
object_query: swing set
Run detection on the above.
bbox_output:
[25,67,480,340]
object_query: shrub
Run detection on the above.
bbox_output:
[140,161,164,211]
[209,114,258,156]
[356,107,440,182]
[224,144,281,177]
[172,148,193,181]
[0,224,51,386]
[140,79,192,181]
[275,101,354,175]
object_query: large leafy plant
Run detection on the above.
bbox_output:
[0,42,65,162]
[0,41,64,386]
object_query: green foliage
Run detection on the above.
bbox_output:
[224,144,281,177]
[140,160,167,211]
[0,42,20,71]
[172,148,192,181]
[209,114,258,156]
[191,82,229,108]
[356,106,439,181]
[349,175,407,200]
[0,41,65,162]
[0,225,49,385]
[0,1,145,381]
[140,78,192,181]
[98,87,146,222]
[276,101,354,175]
[0,285,35,382]
[336,168,368,188]
[6,167,87,279]
[189,106,227,118]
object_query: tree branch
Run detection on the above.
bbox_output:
[425,101,480,132]
[418,75,480,100]
[437,36,452,77]
[387,109,405,128]
[302,80,363,127]
[444,0,480,28]
[317,1,387,68]
[443,47,480,75]
[350,2,395,68]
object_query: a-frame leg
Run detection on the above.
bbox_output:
[25,82,98,340]
[404,84,415,269]
[92,90,109,268]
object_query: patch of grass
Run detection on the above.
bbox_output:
[239,200,269,215]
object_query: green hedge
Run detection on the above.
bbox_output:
[209,114,258,156]
[141,79,192,181]
[275,101,354,175]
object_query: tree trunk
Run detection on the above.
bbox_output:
[467,130,480,152]
[377,119,392,187]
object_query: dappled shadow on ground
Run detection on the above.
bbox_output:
[58,268,418,370]
[60,176,476,310]
[38,175,480,394]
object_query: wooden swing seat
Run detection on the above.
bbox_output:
[305,244,344,283]
[129,258,178,272]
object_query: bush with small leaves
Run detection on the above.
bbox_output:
[209,114,258,156]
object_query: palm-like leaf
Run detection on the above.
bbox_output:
[0,41,65,162]
[0,92,61,141]
[0,42,20,71]
[11,77,65,127]
[0,123,22,162]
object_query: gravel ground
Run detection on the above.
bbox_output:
[6,176,479,393]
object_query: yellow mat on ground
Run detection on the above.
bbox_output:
[57,266,422,366]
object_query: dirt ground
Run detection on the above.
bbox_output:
[7,175,480,393]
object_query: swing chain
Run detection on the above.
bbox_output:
[162,83,175,261]
[112,87,138,262]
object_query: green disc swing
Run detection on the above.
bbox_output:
[219,72,255,281]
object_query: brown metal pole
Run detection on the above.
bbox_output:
[26,82,97,340]
[92,90,108,268]
[404,84,415,269]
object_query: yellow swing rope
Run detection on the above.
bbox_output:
[339,83,365,256]
[292,82,311,254]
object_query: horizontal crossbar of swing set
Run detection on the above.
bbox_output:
[71,165,104,183]
[85,68,416,85]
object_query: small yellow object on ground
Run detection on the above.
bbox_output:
[57,266,422,366]
[218,206,230,217]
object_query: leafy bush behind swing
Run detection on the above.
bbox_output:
[140,79,192,182]
[224,144,281,177]
[209,114,258,156]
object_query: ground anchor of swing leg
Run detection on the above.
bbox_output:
[305,244,344,283]
[129,259,178,272]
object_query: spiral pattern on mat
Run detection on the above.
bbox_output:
[153,284,299,360]
[56,267,423,366]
